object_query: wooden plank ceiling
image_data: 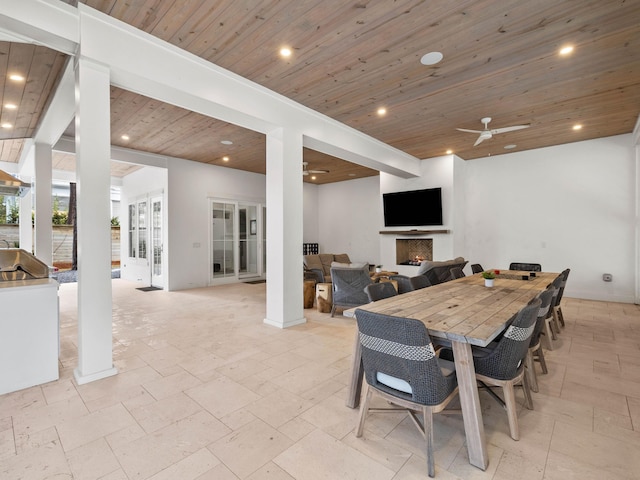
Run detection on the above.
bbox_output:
[1,0,639,184]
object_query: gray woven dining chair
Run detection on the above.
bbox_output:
[541,275,563,349]
[525,287,554,392]
[440,299,540,440]
[473,300,540,440]
[553,269,570,328]
[509,262,542,272]
[330,267,372,317]
[354,309,459,477]
[410,274,432,290]
[471,263,484,274]
[449,266,465,280]
[389,274,414,294]
[364,281,397,302]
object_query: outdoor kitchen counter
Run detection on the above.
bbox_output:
[0,278,60,395]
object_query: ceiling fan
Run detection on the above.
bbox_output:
[302,162,329,176]
[457,117,530,146]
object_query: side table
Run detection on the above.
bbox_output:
[370,270,399,282]
[316,282,332,313]
[303,280,316,308]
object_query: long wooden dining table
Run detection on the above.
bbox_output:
[344,270,558,471]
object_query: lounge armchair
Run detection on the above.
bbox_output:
[416,257,468,285]
[304,253,358,283]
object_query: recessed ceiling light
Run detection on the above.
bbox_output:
[504,144,517,149]
[446,149,453,155]
[420,51,443,66]
[220,140,233,145]
[573,124,582,131]
[222,156,230,162]
[4,103,17,110]
[9,74,24,82]
[1,123,12,129]
[280,47,292,58]
[348,173,356,177]
[311,175,317,180]
[121,134,130,141]
[377,107,387,116]
[559,45,574,56]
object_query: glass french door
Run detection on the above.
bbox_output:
[210,199,264,284]
[150,195,163,287]
[211,201,236,280]
[238,203,259,279]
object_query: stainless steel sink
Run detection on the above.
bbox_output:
[0,249,50,281]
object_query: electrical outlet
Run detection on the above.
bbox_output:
[603,273,612,282]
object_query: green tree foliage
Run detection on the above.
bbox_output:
[52,195,68,225]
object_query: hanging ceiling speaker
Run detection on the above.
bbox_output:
[456,117,530,146]
[302,161,329,176]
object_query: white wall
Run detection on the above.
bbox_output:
[303,182,319,244]
[380,155,461,276]
[313,135,637,303]
[120,166,167,285]
[167,157,266,290]
[316,176,380,265]
[464,134,636,303]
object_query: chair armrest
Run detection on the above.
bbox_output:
[304,268,324,283]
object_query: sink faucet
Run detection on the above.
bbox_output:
[0,239,10,248]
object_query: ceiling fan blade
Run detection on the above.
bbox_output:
[456,128,483,133]
[308,169,329,174]
[491,125,530,134]
[473,135,485,146]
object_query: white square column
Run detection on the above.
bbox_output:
[33,142,53,266]
[73,57,117,384]
[264,128,305,328]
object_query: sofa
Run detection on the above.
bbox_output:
[304,253,368,283]
[416,257,468,285]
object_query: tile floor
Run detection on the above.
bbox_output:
[1,279,639,479]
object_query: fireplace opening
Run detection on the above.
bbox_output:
[396,239,433,265]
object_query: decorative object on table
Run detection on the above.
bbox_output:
[375,264,382,273]
[482,270,496,287]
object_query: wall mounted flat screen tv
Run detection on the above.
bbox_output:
[383,187,443,227]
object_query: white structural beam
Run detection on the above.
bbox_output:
[0,0,78,54]
[76,4,421,179]
[73,56,117,385]
[264,128,306,328]
[33,143,53,265]
[34,59,76,146]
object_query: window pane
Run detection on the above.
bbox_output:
[128,204,136,258]
[138,201,147,259]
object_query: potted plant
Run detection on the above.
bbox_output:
[375,264,382,273]
[482,270,496,287]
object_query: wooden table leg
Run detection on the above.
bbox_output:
[346,331,363,408]
[451,340,489,470]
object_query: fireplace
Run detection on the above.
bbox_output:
[396,239,433,265]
